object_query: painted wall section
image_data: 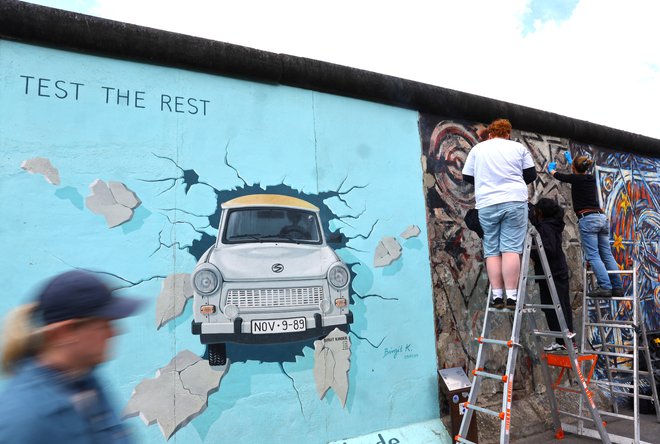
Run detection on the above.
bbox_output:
[419,116,660,394]
[0,40,440,443]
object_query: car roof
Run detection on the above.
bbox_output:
[222,194,320,211]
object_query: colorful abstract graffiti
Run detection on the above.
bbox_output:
[419,116,660,395]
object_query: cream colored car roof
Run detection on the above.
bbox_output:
[222,194,319,211]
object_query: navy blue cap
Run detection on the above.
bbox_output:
[35,270,143,325]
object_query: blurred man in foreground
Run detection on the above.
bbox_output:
[0,270,142,444]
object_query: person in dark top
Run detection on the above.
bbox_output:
[548,153,623,297]
[529,198,574,351]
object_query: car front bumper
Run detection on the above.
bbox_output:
[192,312,353,344]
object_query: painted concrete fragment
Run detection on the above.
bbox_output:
[85,179,141,227]
[108,181,141,208]
[400,224,421,239]
[156,273,193,329]
[20,157,60,185]
[123,350,228,440]
[313,328,351,407]
[374,236,402,267]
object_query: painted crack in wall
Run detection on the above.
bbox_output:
[120,148,422,438]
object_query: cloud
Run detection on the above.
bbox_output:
[24,0,660,139]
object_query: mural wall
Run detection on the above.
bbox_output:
[419,116,660,395]
[0,40,443,443]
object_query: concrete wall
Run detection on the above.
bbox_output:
[0,39,442,443]
[1,2,659,443]
[420,116,660,402]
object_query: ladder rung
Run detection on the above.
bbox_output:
[558,409,596,422]
[597,409,636,420]
[487,307,515,312]
[608,367,652,375]
[585,269,634,275]
[524,303,555,309]
[528,274,547,280]
[476,337,517,347]
[599,343,645,351]
[532,330,575,339]
[598,319,636,326]
[586,295,634,301]
[595,380,636,390]
[590,350,633,359]
[454,436,477,444]
[463,402,504,419]
[585,322,636,329]
[473,370,507,382]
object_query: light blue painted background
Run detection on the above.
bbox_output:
[0,40,440,443]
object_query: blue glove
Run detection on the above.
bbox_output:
[564,151,573,164]
[547,162,557,174]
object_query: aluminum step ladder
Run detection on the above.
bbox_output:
[571,262,660,444]
[455,226,610,444]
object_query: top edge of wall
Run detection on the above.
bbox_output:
[1,0,659,158]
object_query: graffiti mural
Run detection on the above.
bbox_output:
[419,116,660,402]
[0,39,440,444]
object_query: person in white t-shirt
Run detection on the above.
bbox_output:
[462,119,537,309]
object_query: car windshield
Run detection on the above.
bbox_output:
[223,207,322,244]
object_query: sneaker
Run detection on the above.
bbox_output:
[587,287,612,298]
[505,298,517,309]
[544,342,566,352]
[490,297,505,309]
[611,287,624,297]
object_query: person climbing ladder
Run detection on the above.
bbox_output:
[547,152,623,297]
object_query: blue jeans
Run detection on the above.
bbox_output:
[578,213,622,290]
[479,201,528,257]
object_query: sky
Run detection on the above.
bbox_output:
[22,0,660,140]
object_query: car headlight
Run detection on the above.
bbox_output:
[328,264,350,289]
[193,265,221,295]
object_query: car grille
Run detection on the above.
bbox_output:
[226,286,324,308]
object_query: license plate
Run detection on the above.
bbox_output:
[251,317,306,334]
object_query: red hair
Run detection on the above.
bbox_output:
[487,119,512,138]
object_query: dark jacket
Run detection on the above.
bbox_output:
[529,206,569,279]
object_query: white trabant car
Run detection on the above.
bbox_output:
[191,194,353,365]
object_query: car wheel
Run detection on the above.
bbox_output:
[208,343,227,366]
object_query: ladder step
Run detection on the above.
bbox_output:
[532,330,576,339]
[473,369,508,382]
[590,350,633,359]
[585,322,636,329]
[586,295,634,301]
[585,269,634,275]
[597,409,636,420]
[528,274,548,280]
[524,303,555,309]
[558,410,595,422]
[454,436,477,444]
[487,307,515,312]
[595,380,636,390]
[597,343,645,351]
[608,367,652,376]
[462,402,504,420]
[475,337,518,347]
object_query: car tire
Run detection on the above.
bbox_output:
[208,343,227,366]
